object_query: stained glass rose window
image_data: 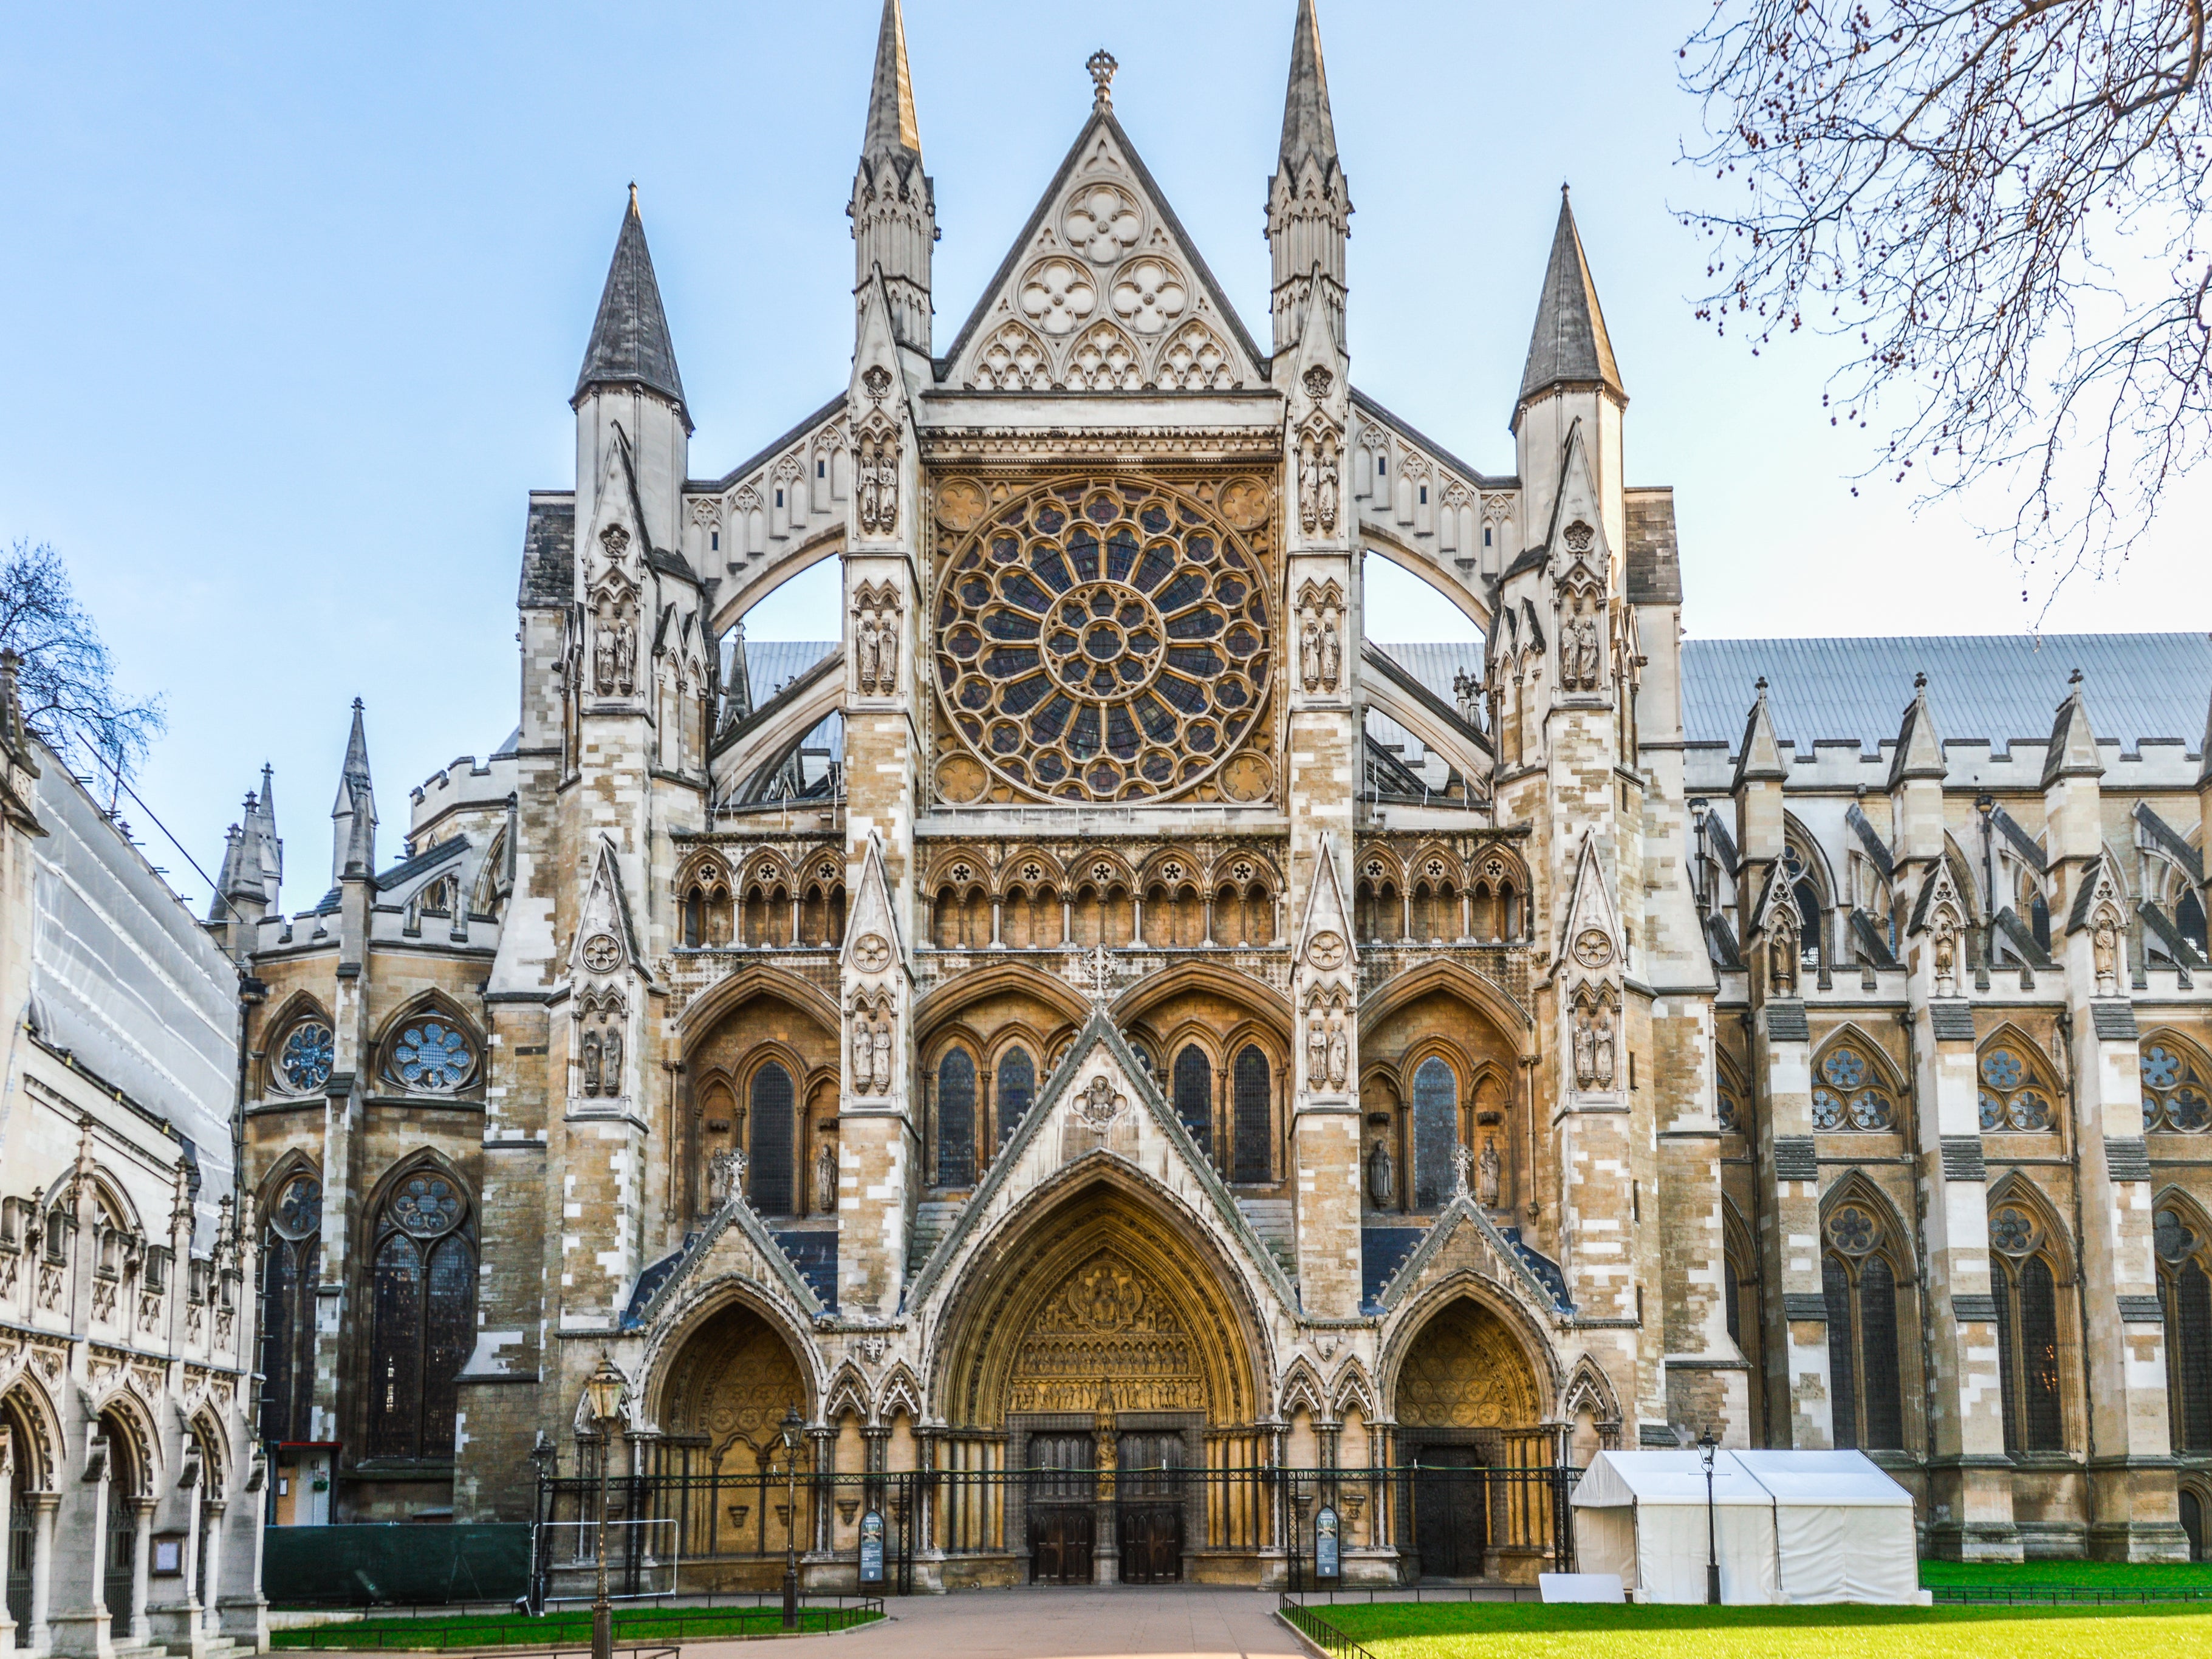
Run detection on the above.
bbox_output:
[277,1021,334,1093]
[932,478,1271,805]
[387,1020,473,1093]
[1813,1045,1896,1131]
[2143,1042,2212,1132]
[1979,1044,2058,1132]
[391,1175,461,1237]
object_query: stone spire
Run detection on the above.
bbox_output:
[249,761,283,898]
[330,699,377,885]
[1267,0,1352,353]
[1518,187,1625,409]
[2041,668,2105,788]
[573,186,690,431]
[852,0,935,353]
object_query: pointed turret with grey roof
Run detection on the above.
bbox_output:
[330,699,377,885]
[851,0,935,353]
[1518,187,1625,410]
[1267,0,1352,352]
[2041,669,2105,788]
[573,186,690,431]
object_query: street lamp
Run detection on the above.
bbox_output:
[779,1406,804,1630]
[1696,1426,1721,1606]
[583,1352,628,1659]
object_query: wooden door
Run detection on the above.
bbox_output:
[1028,1434,1095,1585]
[1115,1432,1183,1584]
[1411,1447,1488,1579]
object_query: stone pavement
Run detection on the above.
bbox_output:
[680,1587,1307,1657]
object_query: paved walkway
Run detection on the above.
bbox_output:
[682,1587,1305,1658]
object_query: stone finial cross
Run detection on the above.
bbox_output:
[1087,48,1118,112]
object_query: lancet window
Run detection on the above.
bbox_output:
[365,1169,474,1462]
[258,1171,321,1443]
[2157,1204,2212,1451]
[1821,1198,1905,1450]
[748,1062,796,1215]
[1989,1199,2066,1452]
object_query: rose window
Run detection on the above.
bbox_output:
[1978,1045,2055,1131]
[277,1021,334,1094]
[391,1175,462,1237]
[387,1020,474,1093]
[934,479,1271,804]
[1811,1045,1895,1130]
[2143,1042,2212,1132]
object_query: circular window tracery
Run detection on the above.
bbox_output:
[276,1020,334,1095]
[934,479,1272,804]
[385,1019,475,1094]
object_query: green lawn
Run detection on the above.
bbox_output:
[1921,1559,2212,1589]
[1300,1602,2212,1659]
[271,1605,882,1650]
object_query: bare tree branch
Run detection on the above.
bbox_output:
[0,539,165,787]
[1680,0,2212,604]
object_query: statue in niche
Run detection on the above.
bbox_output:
[1306,1012,1329,1090]
[1933,917,1958,998]
[856,430,899,535]
[601,1024,623,1095]
[1477,1137,1502,1208]
[871,1010,894,1096]
[1298,425,1340,535]
[1452,1141,1474,1200]
[592,600,618,694]
[1367,1137,1394,1207]
[1769,925,1798,997]
[707,1148,744,1208]
[1320,607,1341,691]
[1325,1009,1351,1090]
[855,609,879,693]
[876,600,899,689]
[2094,912,2121,997]
[581,1030,601,1096]
[1301,612,1322,692]
[613,606,635,695]
[813,1139,838,1214]
[1572,1005,1597,1089]
[1592,1006,1616,1090]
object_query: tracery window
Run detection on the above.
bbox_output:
[1781,840,1825,970]
[2143,1039,2212,1132]
[1810,1042,1897,1131]
[1411,1056,1459,1209]
[997,1048,1035,1148]
[382,1013,476,1095]
[1821,1201,1905,1449]
[1173,1045,1213,1160]
[2157,1205,2212,1451]
[273,1016,334,1095]
[1231,1045,1271,1184]
[1716,1066,1745,1134]
[1988,1200,2065,1452]
[1979,1041,2058,1132]
[258,1172,320,1443]
[366,1171,473,1462]
[748,1063,796,1215]
[2181,891,2210,957]
[932,479,1272,805]
[937,1048,977,1188]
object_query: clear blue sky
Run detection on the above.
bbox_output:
[4,1,2202,915]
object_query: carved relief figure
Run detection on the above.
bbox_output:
[1298,423,1341,535]
[601,1024,623,1094]
[1320,606,1341,691]
[2092,911,2121,996]
[871,1009,894,1093]
[1301,613,1322,692]
[855,608,880,693]
[851,1013,877,1094]
[1476,1137,1502,1208]
[581,1030,601,1096]
[853,581,902,696]
[1769,923,1798,997]
[1306,1013,1328,1090]
[1933,915,1958,998]
[856,428,900,536]
[1325,1008,1350,1090]
[1367,1137,1394,1206]
[1572,1005,1597,1089]
[1591,1007,1615,1090]
[1296,580,1344,695]
[707,1148,744,1208]
[813,1139,837,1214]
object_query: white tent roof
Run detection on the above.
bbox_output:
[1572,1449,1774,1508]
[1733,1451,1914,1507]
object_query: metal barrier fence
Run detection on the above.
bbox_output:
[1929,1584,2212,1606]
[1278,1597,1382,1659]
[272,1597,885,1650]
[532,1462,1577,1603]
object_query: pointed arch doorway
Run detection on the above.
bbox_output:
[1392,1295,1549,1581]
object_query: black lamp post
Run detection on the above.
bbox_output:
[583,1352,628,1659]
[779,1406,804,1630]
[1696,1426,1721,1606]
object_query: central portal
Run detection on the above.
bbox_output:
[1022,1429,1186,1585]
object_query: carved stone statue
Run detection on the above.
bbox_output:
[2094,913,2121,997]
[876,603,899,688]
[1769,925,1797,997]
[1320,609,1341,691]
[1452,1141,1473,1200]
[581,1030,601,1096]
[870,1011,894,1094]
[592,600,618,694]
[1366,1137,1394,1207]
[856,430,899,536]
[1933,917,1958,998]
[855,610,879,693]
[1324,1010,1351,1090]
[601,1024,623,1094]
[1572,1006,1597,1089]
[851,1014,876,1094]
[1306,1013,1329,1090]
[1477,1137,1502,1208]
[1592,1007,1615,1090]
[1300,614,1321,692]
[707,1148,744,1208]
[1298,426,1340,535]
[612,601,636,696]
[813,1140,837,1214]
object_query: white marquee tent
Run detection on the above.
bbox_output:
[1570,1449,1919,1604]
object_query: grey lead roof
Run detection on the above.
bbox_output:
[1681,634,2212,758]
[574,191,688,423]
[1518,191,1624,405]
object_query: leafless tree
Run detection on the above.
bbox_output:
[0,540,165,785]
[1680,1,2211,600]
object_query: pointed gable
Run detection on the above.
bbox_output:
[1553,829,1623,985]
[942,112,1264,394]
[572,836,645,979]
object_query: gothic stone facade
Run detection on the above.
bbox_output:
[214,0,2212,1579]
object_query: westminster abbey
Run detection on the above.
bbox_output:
[208,0,2212,1582]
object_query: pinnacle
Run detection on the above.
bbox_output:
[1518,189,1624,406]
[863,0,923,161]
[573,188,688,423]
[1278,0,1338,174]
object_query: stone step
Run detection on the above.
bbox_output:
[1235,1197,1298,1278]
[908,1199,963,1271]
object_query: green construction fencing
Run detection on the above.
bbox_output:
[263,1523,534,1607]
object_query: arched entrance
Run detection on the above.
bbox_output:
[932,1178,1269,1586]
[1392,1296,1547,1581]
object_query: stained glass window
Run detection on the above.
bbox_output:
[1411,1057,1458,1209]
[366,1169,471,1462]
[1173,1045,1213,1159]
[937,1049,976,1188]
[1990,1203,2064,1451]
[1978,1044,2057,1132]
[2158,1206,2212,1451]
[933,479,1272,805]
[748,1064,795,1215]
[1810,1044,1897,1131]
[1231,1045,1270,1185]
[1822,1202,1905,1450]
[997,1048,1035,1148]
[2143,1041,2212,1132]
[385,1018,474,1094]
[276,1020,334,1094]
[258,1174,321,1443]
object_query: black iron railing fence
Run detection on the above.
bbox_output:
[531,1461,1577,1603]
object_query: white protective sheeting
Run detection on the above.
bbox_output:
[1571,1449,1917,1604]
[1734,1451,1919,1604]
